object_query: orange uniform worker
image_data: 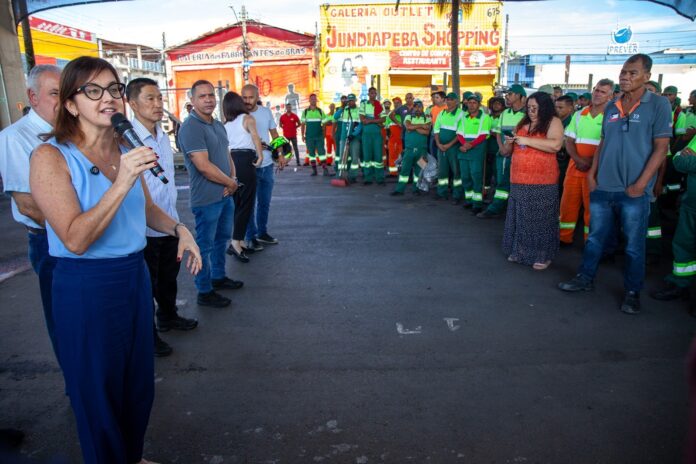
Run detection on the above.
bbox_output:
[559,79,614,245]
[324,103,336,165]
[387,97,404,176]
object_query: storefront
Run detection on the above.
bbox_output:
[17,17,98,68]
[319,2,502,104]
[166,21,316,118]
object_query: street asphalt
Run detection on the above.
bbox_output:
[0,166,694,463]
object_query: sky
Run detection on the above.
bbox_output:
[36,0,696,55]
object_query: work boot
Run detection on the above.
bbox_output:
[154,333,173,357]
[197,290,231,308]
[471,206,483,215]
[650,282,689,301]
[157,315,199,332]
[390,191,404,196]
[620,291,641,315]
[323,166,330,176]
[558,274,594,292]
[211,277,244,290]
[311,165,318,176]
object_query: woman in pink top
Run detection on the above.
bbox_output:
[502,92,565,270]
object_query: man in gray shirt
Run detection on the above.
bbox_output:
[559,54,672,314]
[178,80,243,308]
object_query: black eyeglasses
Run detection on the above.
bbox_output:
[73,82,126,101]
[621,116,630,132]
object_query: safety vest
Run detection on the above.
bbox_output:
[359,100,382,132]
[433,107,463,144]
[565,107,603,177]
[382,109,393,128]
[673,108,687,136]
[457,110,492,140]
[301,107,324,139]
[493,107,525,137]
[685,107,696,130]
[340,107,360,139]
[404,114,430,149]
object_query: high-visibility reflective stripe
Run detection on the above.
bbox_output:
[560,222,576,229]
[472,193,483,201]
[675,127,687,135]
[674,261,696,276]
[398,175,410,183]
[439,125,458,131]
[584,226,590,234]
[575,137,601,146]
[666,184,681,191]
[438,179,449,186]
[389,167,399,172]
[452,179,463,187]
[646,227,662,238]
[494,190,509,200]
[374,163,384,168]
[304,118,323,122]
[464,190,474,199]
[350,165,360,170]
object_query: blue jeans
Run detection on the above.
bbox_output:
[192,197,234,293]
[28,231,59,361]
[246,164,274,241]
[578,190,650,292]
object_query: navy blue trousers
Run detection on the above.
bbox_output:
[53,251,154,464]
[27,231,58,361]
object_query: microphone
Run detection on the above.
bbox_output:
[111,112,168,184]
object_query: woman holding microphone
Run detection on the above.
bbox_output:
[223,91,264,262]
[30,56,201,463]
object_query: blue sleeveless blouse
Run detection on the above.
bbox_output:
[45,139,147,258]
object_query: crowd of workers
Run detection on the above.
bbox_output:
[281,54,696,313]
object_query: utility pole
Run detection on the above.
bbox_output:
[161,32,171,113]
[501,14,509,88]
[241,5,250,84]
[17,0,36,71]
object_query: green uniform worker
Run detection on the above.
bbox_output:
[478,84,526,218]
[651,137,696,304]
[301,94,328,176]
[338,94,361,181]
[333,96,348,174]
[434,92,464,201]
[390,100,430,195]
[359,87,386,184]
[457,94,492,213]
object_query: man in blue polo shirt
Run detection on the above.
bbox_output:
[559,54,672,315]
[178,80,243,308]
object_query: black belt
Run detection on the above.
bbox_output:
[26,226,46,235]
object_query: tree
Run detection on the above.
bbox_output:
[396,0,474,96]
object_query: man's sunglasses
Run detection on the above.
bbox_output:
[621,116,630,132]
[73,83,126,101]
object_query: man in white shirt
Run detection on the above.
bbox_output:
[126,78,198,357]
[241,84,287,250]
[0,64,61,362]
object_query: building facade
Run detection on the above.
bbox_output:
[17,17,98,69]
[166,21,316,118]
[319,2,502,103]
